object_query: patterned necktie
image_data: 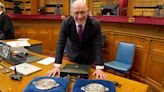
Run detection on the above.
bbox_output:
[78,25,83,42]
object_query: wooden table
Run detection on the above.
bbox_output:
[0,53,148,92]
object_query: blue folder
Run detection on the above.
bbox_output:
[23,76,70,92]
[72,79,116,92]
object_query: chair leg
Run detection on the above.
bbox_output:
[115,72,124,77]
[104,67,131,78]
[114,71,131,78]
[104,67,115,73]
[125,72,131,78]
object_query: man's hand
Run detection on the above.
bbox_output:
[92,69,107,79]
[46,67,60,77]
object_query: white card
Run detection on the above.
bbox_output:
[37,57,55,65]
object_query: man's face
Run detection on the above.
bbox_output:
[71,5,88,25]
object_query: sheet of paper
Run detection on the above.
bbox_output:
[6,40,31,47]
[37,57,55,65]
[9,63,41,75]
[17,38,30,41]
[0,64,4,70]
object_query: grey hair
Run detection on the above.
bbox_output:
[70,0,88,14]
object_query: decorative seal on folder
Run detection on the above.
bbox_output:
[33,78,59,90]
[81,83,109,92]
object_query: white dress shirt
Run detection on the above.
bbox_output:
[0,11,3,15]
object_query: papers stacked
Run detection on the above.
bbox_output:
[6,40,31,47]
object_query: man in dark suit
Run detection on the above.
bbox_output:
[47,0,106,79]
[0,2,15,40]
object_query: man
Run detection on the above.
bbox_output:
[47,0,106,79]
[0,2,15,39]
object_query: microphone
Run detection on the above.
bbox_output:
[10,65,22,80]
[10,63,22,80]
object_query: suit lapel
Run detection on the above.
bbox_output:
[70,20,80,44]
[81,17,91,44]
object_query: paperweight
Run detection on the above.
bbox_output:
[33,78,59,90]
[81,83,109,92]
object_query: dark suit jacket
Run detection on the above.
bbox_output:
[55,16,103,65]
[0,12,15,39]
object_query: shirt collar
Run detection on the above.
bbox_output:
[0,11,3,15]
[75,21,86,28]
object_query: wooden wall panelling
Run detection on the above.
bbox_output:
[30,0,38,14]
[159,25,164,35]
[51,27,60,53]
[51,21,61,53]
[0,0,4,3]
[127,1,134,17]
[101,22,119,61]
[17,26,52,52]
[113,0,119,4]
[129,35,150,81]
[62,0,69,15]
[87,0,91,12]
[145,40,164,92]
[101,30,114,62]
[101,22,119,31]
[39,0,45,7]
[14,26,26,38]
[118,23,160,39]
[15,26,53,55]
[13,19,61,55]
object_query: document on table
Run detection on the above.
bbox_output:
[17,38,30,41]
[6,40,31,47]
[9,63,42,76]
[37,57,55,65]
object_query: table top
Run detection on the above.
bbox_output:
[0,53,148,92]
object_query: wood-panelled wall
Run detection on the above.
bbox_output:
[101,22,164,92]
[13,19,61,55]
[12,19,164,92]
